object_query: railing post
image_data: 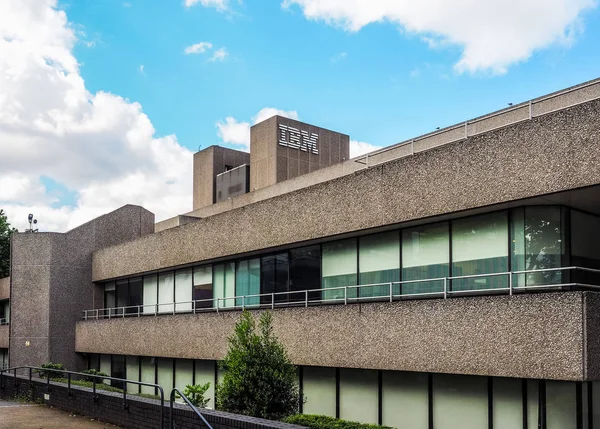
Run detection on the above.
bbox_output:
[84,311,87,321]
[155,303,158,316]
[389,282,393,302]
[46,371,51,392]
[138,305,141,317]
[14,368,17,388]
[443,278,448,299]
[93,377,98,403]
[29,367,32,390]
[123,387,128,410]
[411,139,415,155]
[305,290,308,307]
[344,287,347,305]
[242,295,245,310]
[216,298,219,313]
[528,100,533,119]
[96,309,98,320]
[509,272,513,296]
[123,307,126,318]
[68,373,72,397]
[192,300,196,314]
[272,293,275,310]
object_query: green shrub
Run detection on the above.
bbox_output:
[80,368,110,383]
[36,362,65,379]
[283,414,393,429]
[216,311,302,419]
[180,382,211,408]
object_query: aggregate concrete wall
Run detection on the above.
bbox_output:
[0,325,8,349]
[77,292,590,381]
[0,374,302,429]
[0,277,9,300]
[94,99,600,281]
[10,205,154,372]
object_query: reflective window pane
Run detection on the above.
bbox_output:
[359,231,400,298]
[236,258,260,306]
[214,262,235,308]
[193,266,213,309]
[433,374,488,429]
[128,277,143,314]
[175,269,192,312]
[290,245,321,302]
[322,239,357,300]
[452,212,508,291]
[142,275,157,314]
[261,253,289,304]
[402,222,449,295]
[158,272,174,313]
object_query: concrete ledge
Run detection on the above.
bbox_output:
[77,292,590,381]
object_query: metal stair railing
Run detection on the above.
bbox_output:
[169,387,213,429]
[0,366,166,428]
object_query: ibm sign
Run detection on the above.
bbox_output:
[278,124,319,155]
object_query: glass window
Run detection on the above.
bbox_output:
[339,368,378,424]
[195,360,216,409]
[214,262,235,308]
[512,207,564,287]
[175,360,194,403]
[322,239,357,300]
[193,266,213,309]
[402,222,449,295]
[261,253,289,304]
[111,355,126,390]
[128,277,143,314]
[100,354,111,386]
[433,374,488,429]
[570,209,600,285]
[452,211,509,291]
[302,366,336,417]
[593,381,600,429]
[527,380,539,429]
[290,245,321,302]
[547,381,577,429]
[175,269,193,312]
[140,357,156,395]
[126,356,140,393]
[493,377,522,429]
[104,282,116,317]
[142,275,157,314]
[116,279,128,315]
[382,371,428,429]
[157,358,174,392]
[158,272,174,313]
[236,258,260,306]
[359,231,400,298]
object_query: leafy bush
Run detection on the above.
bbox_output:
[180,382,211,408]
[283,415,393,429]
[36,362,65,379]
[216,311,302,419]
[80,369,110,383]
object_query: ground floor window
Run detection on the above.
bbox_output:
[85,353,595,428]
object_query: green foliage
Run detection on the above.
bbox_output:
[80,368,110,382]
[216,310,302,420]
[283,415,393,429]
[180,382,211,408]
[0,209,17,278]
[36,362,65,379]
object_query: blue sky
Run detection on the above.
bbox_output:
[1,0,599,231]
[67,0,600,150]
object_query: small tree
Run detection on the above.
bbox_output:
[216,310,302,419]
[181,382,211,408]
[0,209,17,278]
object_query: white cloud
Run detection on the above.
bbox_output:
[350,140,382,158]
[216,108,299,151]
[138,64,145,74]
[184,42,213,54]
[282,0,597,74]
[0,0,193,232]
[185,0,229,11]
[209,47,228,62]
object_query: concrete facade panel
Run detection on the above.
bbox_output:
[584,292,600,380]
[0,277,9,300]
[94,101,600,281]
[76,292,586,381]
[468,105,529,136]
[0,325,8,349]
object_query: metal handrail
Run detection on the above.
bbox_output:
[82,266,600,320]
[0,366,166,429]
[353,78,600,166]
[169,388,213,429]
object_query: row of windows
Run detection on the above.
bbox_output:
[103,207,600,312]
[88,353,600,429]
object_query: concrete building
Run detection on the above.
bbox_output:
[3,78,600,428]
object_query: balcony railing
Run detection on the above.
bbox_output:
[82,266,600,320]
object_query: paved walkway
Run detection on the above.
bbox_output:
[0,399,120,428]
